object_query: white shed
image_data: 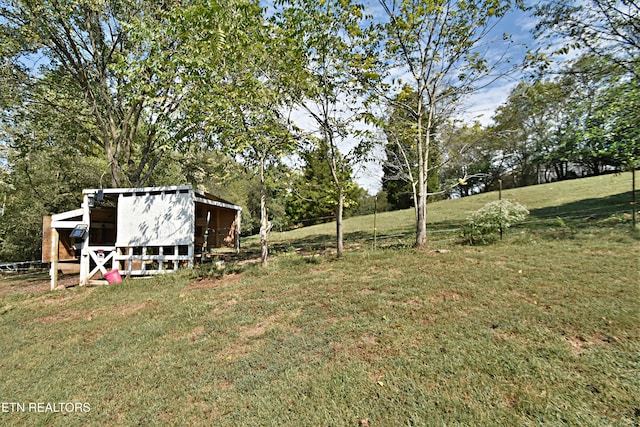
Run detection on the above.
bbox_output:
[43,186,242,288]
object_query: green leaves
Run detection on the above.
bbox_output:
[489,53,638,185]
[463,199,529,245]
[376,0,518,245]
[533,0,639,79]
[1,0,205,187]
[286,146,365,225]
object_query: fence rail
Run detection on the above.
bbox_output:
[2,204,635,272]
[0,261,49,274]
[269,205,635,251]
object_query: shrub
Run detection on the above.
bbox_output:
[463,199,529,245]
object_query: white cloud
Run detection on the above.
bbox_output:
[460,80,519,126]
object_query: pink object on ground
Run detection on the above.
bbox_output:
[104,269,123,284]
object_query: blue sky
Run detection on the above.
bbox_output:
[279,1,544,193]
[4,1,545,194]
[462,6,540,126]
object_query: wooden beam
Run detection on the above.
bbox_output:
[82,185,192,196]
[51,220,86,229]
[79,195,91,286]
[50,228,59,291]
[51,208,84,221]
[194,196,242,212]
[236,210,242,253]
[42,216,52,263]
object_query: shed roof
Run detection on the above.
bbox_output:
[82,185,242,211]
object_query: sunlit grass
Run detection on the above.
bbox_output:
[258,171,636,249]
[0,173,638,426]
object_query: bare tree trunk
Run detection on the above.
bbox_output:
[632,166,637,229]
[105,143,121,188]
[260,193,269,268]
[416,163,427,248]
[415,88,428,248]
[336,188,344,256]
[259,155,271,268]
[412,181,418,223]
[322,124,345,257]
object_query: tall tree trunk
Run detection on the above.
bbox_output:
[632,165,637,229]
[416,163,427,248]
[411,181,418,222]
[336,188,344,256]
[105,142,121,188]
[259,155,270,268]
[260,192,269,268]
[323,125,345,257]
[415,91,433,249]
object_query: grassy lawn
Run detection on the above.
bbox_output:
[258,171,636,250]
[1,173,638,426]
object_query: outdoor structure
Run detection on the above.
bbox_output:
[43,186,242,289]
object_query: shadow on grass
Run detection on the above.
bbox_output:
[266,229,416,252]
[528,191,633,221]
[513,191,639,242]
[240,192,637,255]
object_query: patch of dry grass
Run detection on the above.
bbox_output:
[0,174,638,426]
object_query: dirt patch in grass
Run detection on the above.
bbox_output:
[33,309,94,324]
[428,291,465,303]
[184,273,243,291]
[565,334,611,355]
[216,311,304,360]
[112,301,158,316]
[183,325,207,342]
[32,301,158,324]
[39,293,83,305]
[0,274,79,297]
[241,322,269,338]
[238,310,302,339]
[402,298,425,308]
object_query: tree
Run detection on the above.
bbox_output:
[0,144,106,261]
[172,0,301,267]
[376,0,519,248]
[534,0,639,224]
[275,0,376,256]
[219,47,299,268]
[382,86,440,210]
[563,55,623,175]
[0,0,198,187]
[286,146,366,226]
[489,80,574,186]
[438,122,498,197]
[534,0,640,79]
[489,55,638,186]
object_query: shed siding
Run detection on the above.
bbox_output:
[115,191,195,247]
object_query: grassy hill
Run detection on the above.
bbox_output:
[260,171,636,249]
[1,173,638,426]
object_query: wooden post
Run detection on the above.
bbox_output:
[235,210,242,254]
[373,195,378,250]
[632,167,637,229]
[202,211,211,262]
[50,228,59,291]
[79,194,91,286]
[188,243,195,268]
[499,179,503,240]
